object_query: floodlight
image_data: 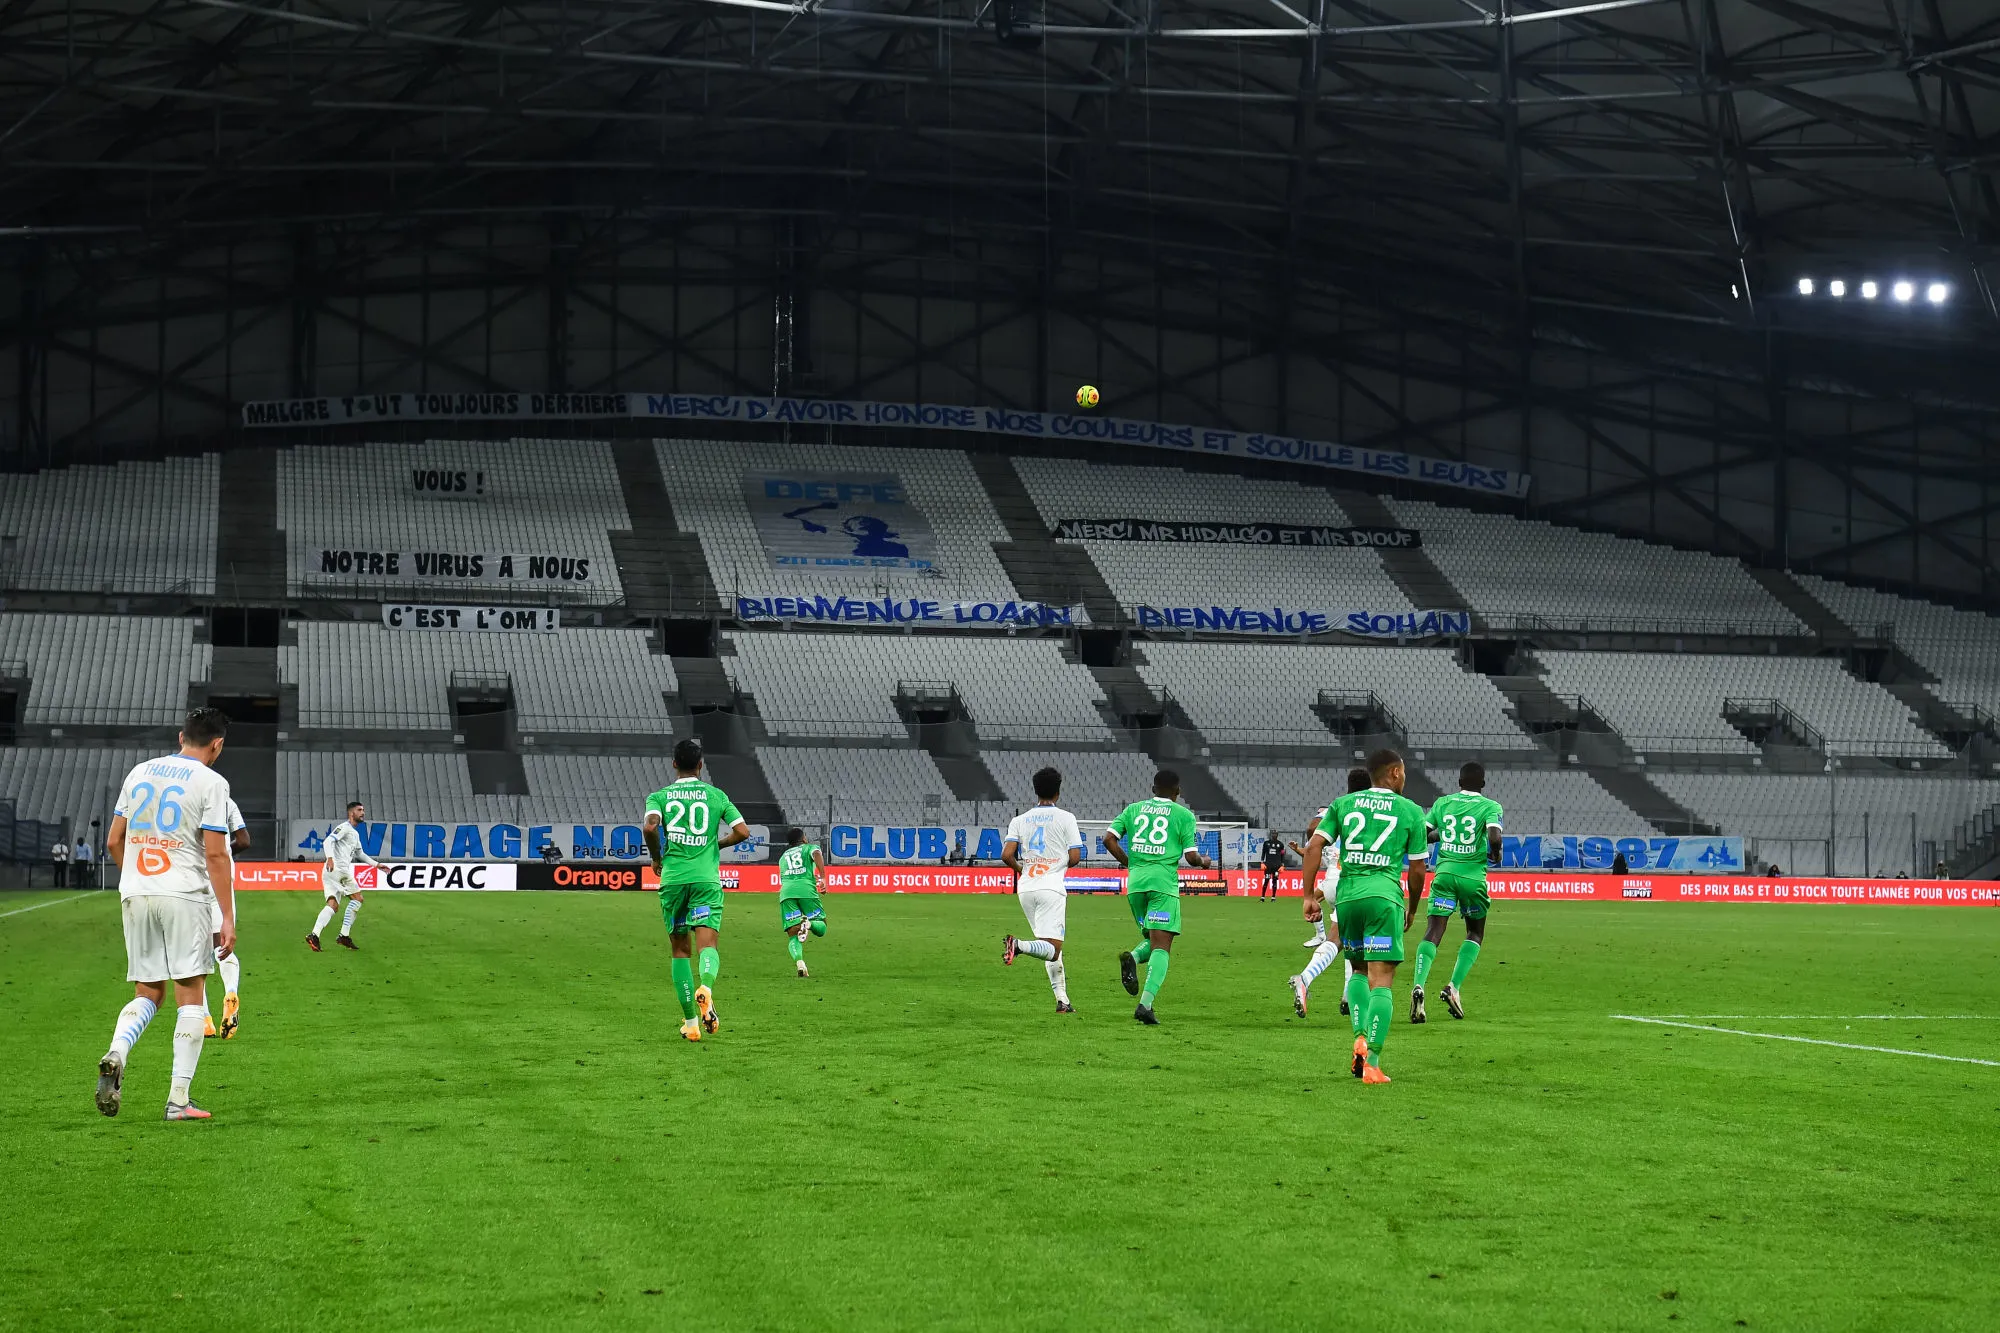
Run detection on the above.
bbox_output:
[1828,280,1846,297]
[1860,281,1878,299]
[1796,278,1814,296]
[1927,282,1949,304]
[1893,280,1914,302]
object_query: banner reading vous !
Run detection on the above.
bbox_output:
[239,392,1531,499]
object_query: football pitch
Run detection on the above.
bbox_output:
[3,889,1997,1332]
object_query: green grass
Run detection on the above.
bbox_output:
[3,889,1998,1332]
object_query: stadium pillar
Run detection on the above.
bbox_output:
[288,224,318,400]
[13,243,48,466]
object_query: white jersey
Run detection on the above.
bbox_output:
[1314,807,1340,889]
[323,821,376,874]
[225,799,246,862]
[112,752,234,904]
[1005,805,1082,893]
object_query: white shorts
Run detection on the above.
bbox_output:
[210,898,225,933]
[323,867,358,900]
[122,895,215,983]
[1017,883,1067,939]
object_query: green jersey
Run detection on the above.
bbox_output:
[1428,790,1503,882]
[1110,797,1200,896]
[777,842,820,898]
[1317,787,1427,906]
[644,777,743,887]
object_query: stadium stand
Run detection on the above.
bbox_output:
[276,440,627,603]
[1014,457,1413,613]
[1800,575,2000,717]
[1651,772,2000,876]
[520,754,678,813]
[724,631,1113,742]
[1135,642,1535,750]
[980,750,1160,817]
[754,745,992,827]
[0,745,151,836]
[0,456,220,596]
[1426,767,1657,836]
[0,614,210,725]
[1535,650,1949,758]
[277,750,532,826]
[280,622,678,733]
[1387,497,1806,635]
[657,439,1016,604]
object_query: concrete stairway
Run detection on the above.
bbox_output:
[609,441,723,617]
[1743,566,1848,638]
[701,753,785,826]
[216,448,286,604]
[1589,768,1721,836]
[967,453,1123,621]
[1331,488,1474,616]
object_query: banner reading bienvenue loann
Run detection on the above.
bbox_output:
[1134,606,1472,637]
[735,595,1085,628]
[239,392,1531,499]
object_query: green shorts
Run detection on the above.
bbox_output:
[1128,888,1182,937]
[659,881,725,935]
[778,894,825,930]
[1427,869,1490,921]
[1335,895,1406,963]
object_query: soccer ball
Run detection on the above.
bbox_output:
[1075,384,1100,409]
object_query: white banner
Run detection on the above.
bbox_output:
[354,862,517,891]
[409,467,488,500]
[381,604,561,632]
[311,549,596,587]
[735,595,1084,628]
[744,473,943,575]
[240,392,1531,499]
[290,819,771,863]
[1133,605,1471,637]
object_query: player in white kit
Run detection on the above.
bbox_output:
[202,798,249,1038]
[309,800,374,951]
[1287,767,1370,1018]
[1000,767,1084,1013]
[95,707,236,1121]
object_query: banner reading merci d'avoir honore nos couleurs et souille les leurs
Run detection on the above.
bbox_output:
[239,392,1530,500]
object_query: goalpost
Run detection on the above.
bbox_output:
[1074,819,1255,894]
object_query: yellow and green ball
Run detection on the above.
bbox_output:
[1075,384,1100,409]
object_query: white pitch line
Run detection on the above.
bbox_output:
[0,892,97,920]
[1611,1015,2000,1067]
[1644,1013,1997,1021]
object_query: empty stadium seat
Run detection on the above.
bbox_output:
[0,745,152,835]
[1015,457,1414,613]
[278,751,524,826]
[277,440,627,603]
[1135,641,1535,750]
[724,631,1113,743]
[755,746,992,827]
[1652,772,2000,876]
[658,440,1017,604]
[979,750,1160,818]
[1388,497,1805,634]
[0,614,211,725]
[0,456,219,595]
[280,622,678,733]
[1536,650,1949,758]
[1801,574,2000,718]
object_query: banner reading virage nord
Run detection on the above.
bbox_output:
[1134,606,1471,637]
[381,604,560,632]
[289,820,771,863]
[735,596,1085,628]
[745,474,942,574]
[239,392,1531,499]
[1056,519,1420,548]
[312,549,596,587]
[824,824,1266,865]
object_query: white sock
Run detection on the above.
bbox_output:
[1311,919,1326,943]
[1343,958,1354,985]
[169,1004,205,1104]
[340,900,361,936]
[218,951,241,996]
[106,997,157,1062]
[1045,958,1069,1005]
[1301,941,1342,989]
[1016,938,1056,961]
[312,904,335,937]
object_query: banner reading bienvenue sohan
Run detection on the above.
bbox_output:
[736,595,1086,628]
[240,392,1530,499]
[1136,605,1472,637]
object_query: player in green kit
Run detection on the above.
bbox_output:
[776,827,828,979]
[642,739,752,1041]
[1297,748,1428,1084]
[1412,761,1502,1023]
[1102,769,1213,1026]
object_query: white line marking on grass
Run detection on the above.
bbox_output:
[1645,1014,1998,1021]
[0,892,97,920]
[1611,1015,2000,1067]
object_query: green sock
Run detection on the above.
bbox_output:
[1131,938,1154,964]
[1365,986,1393,1065]
[671,956,696,1020]
[1343,973,1372,1037]
[809,919,827,937]
[1450,940,1481,991]
[698,946,721,989]
[1139,951,1171,1007]
[786,934,804,962]
[1412,939,1437,989]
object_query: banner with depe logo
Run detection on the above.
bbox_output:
[743,473,943,575]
